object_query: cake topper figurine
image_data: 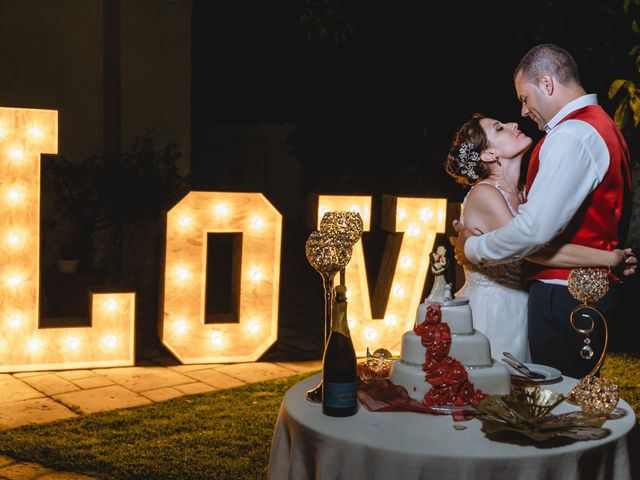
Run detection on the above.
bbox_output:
[426,245,453,303]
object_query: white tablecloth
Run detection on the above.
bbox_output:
[268,373,639,480]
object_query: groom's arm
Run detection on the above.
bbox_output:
[463,122,608,266]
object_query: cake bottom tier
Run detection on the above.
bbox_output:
[388,359,511,403]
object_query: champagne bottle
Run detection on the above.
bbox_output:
[322,284,358,417]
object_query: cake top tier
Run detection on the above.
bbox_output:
[415,297,474,334]
[424,296,469,307]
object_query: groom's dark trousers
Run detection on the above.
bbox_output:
[527,281,621,379]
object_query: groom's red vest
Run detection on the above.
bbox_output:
[523,104,632,282]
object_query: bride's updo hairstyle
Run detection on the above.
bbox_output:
[445,113,490,188]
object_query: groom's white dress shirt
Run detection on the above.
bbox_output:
[464,94,610,285]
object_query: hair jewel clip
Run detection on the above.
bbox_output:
[458,142,480,180]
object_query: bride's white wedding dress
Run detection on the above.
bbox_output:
[455,181,531,362]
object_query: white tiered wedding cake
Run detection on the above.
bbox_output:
[389,297,511,406]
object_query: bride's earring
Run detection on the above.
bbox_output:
[495,156,502,167]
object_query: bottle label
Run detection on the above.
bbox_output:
[324,381,358,408]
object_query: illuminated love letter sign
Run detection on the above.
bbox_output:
[160,192,282,363]
[0,107,135,373]
[314,194,447,356]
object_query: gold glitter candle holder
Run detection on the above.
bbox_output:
[319,211,363,285]
[319,211,364,245]
[567,375,619,417]
[567,268,609,375]
[304,229,353,403]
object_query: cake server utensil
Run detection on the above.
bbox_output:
[501,357,544,380]
[502,352,546,380]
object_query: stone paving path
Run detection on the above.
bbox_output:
[0,320,325,479]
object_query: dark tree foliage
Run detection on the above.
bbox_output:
[192,0,635,202]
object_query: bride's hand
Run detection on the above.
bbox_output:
[610,248,637,278]
[449,220,483,266]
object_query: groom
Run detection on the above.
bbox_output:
[450,43,634,379]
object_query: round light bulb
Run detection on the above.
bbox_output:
[249,268,263,282]
[406,222,420,237]
[104,299,118,312]
[6,189,22,203]
[214,203,229,217]
[250,216,265,229]
[400,256,413,269]
[6,274,22,287]
[175,267,190,282]
[9,148,24,161]
[384,315,398,326]
[246,320,261,334]
[7,232,21,247]
[28,126,44,139]
[318,206,330,219]
[174,319,187,335]
[8,315,21,328]
[210,331,223,347]
[66,336,80,350]
[178,215,192,228]
[364,328,378,342]
[103,335,117,349]
[420,207,434,222]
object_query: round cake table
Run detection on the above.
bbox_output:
[267,373,639,480]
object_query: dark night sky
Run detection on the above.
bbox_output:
[190,0,637,200]
[192,1,634,119]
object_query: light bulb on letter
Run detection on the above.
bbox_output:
[210,331,223,348]
[364,328,378,342]
[66,336,80,350]
[28,126,44,139]
[9,148,24,161]
[6,188,22,204]
[175,267,190,282]
[178,215,192,228]
[384,315,398,326]
[8,315,21,328]
[400,255,413,269]
[6,231,21,247]
[246,320,261,334]
[104,299,118,312]
[103,335,117,349]
[250,216,265,230]
[214,203,229,217]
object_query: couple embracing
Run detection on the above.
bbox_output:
[445,43,637,380]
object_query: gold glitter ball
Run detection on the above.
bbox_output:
[567,268,609,305]
[319,211,364,245]
[305,230,352,274]
[567,375,619,417]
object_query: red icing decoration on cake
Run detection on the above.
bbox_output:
[413,302,486,407]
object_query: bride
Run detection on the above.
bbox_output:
[444,113,635,362]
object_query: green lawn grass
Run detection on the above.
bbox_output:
[601,352,640,419]
[0,371,318,480]
[0,354,638,480]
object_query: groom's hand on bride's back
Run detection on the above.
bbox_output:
[612,247,637,279]
[448,220,483,266]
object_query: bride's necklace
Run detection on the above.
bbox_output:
[489,179,523,210]
[491,179,519,197]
